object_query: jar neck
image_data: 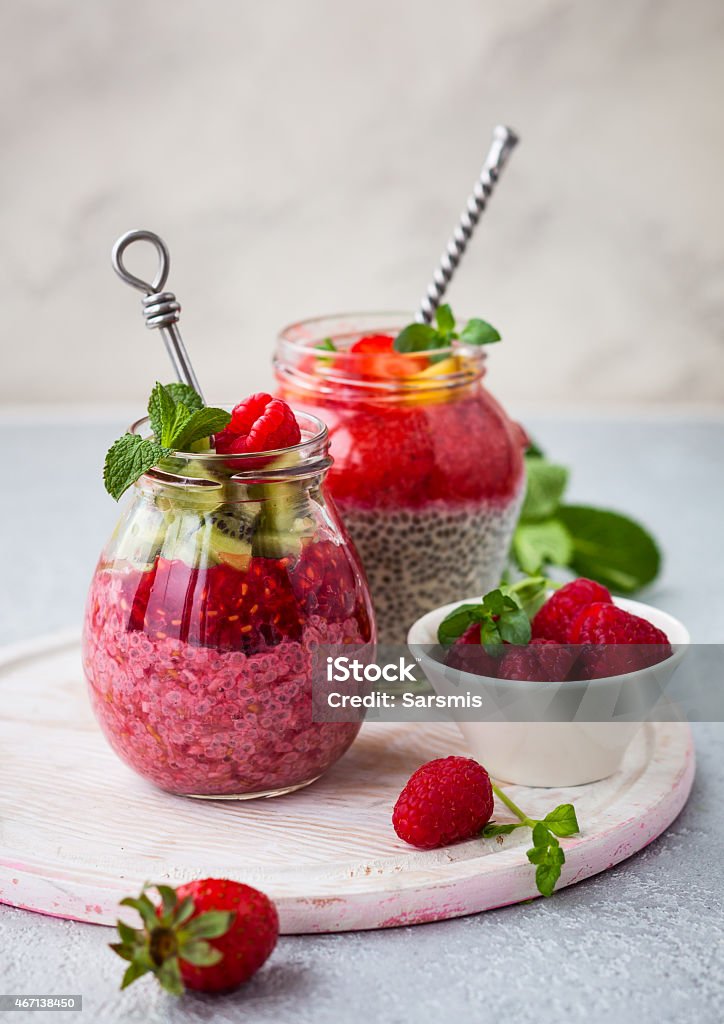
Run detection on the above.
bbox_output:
[274,312,486,402]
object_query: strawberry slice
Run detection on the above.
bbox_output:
[348,334,427,378]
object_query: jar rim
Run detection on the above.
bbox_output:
[128,406,328,462]
[275,310,486,395]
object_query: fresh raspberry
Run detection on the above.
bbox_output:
[216,393,301,457]
[445,623,500,677]
[531,578,612,643]
[569,602,672,678]
[498,638,578,682]
[392,756,494,849]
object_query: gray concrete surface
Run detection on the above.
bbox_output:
[0,414,722,1023]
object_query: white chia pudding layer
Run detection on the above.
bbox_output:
[338,494,524,644]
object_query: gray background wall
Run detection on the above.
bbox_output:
[2,0,723,411]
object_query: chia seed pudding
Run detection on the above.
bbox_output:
[339,495,523,644]
[84,544,372,797]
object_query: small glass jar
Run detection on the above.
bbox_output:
[82,410,375,799]
[275,314,527,643]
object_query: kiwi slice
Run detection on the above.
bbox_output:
[207,508,254,569]
[248,451,310,559]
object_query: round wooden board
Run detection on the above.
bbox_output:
[0,632,695,933]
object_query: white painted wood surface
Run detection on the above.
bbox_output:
[0,632,695,933]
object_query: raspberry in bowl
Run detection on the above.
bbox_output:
[274,313,527,642]
[83,391,375,798]
[408,581,689,786]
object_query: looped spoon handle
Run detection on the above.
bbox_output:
[111,229,204,400]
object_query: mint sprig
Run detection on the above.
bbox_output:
[511,445,661,593]
[104,435,172,501]
[437,585,531,647]
[103,383,231,500]
[393,304,501,354]
[483,787,580,897]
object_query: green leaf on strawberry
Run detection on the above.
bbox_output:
[111,884,234,996]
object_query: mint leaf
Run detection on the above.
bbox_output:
[316,337,336,352]
[438,588,531,646]
[533,849,566,897]
[103,435,171,500]
[168,407,230,451]
[482,822,520,837]
[500,576,549,619]
[496,601,531,644]
[164,382,204,414]
[513,519,573,574]
[435,303,456,336]
[482,589,505,618]
[148,382,176,442]
[437,602,486,646]
[557,505,661,593]
[526,826,565,896]
[460,318,501,346]
[544,803,580,837]
[491,783,578,897]
[165,401,190,446]
[520,457,569,521]
[531,821,552,849]
[393,322,440,354]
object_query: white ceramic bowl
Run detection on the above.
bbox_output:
[407,596,689,787]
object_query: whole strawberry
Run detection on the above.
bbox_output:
[569,602,672,679]
[392,756,494,849]
[532,578,612,643]
[498,637,577,682]
[111,879,279,995]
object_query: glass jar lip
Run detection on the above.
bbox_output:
[128,406,328,462]
[275,310,486,394]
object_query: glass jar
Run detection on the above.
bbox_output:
[82,410,375,799]
[275,314,527,643]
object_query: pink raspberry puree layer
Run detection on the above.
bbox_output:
[83,568,365,796]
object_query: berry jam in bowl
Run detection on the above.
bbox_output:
[408,583,689,787]
[274,312,527,643]
[83,394,375,799]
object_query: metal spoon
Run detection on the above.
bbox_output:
[111,229,204,400]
